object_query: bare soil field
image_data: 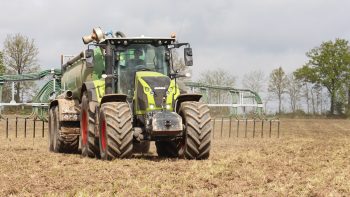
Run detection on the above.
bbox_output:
[1,119,350,196]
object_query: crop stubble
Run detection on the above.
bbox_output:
[0,119,350,196]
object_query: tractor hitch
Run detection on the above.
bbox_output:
[151,111,183,136]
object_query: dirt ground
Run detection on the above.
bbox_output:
[0,118,350,196]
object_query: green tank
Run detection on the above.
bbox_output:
[61,47,105,100]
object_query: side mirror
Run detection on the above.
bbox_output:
[85,49,94,58]
[184,47,193,66]
[85,49,94,68]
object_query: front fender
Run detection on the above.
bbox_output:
[174,93,202,112]
[100,94,128,105]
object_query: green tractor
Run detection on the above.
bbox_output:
[48,28,212,160]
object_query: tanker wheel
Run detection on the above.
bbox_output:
[48,106,54,152]
[52,106,79,153]
[178,101,212,160]
[133,141,151,154]
[155,141,179,158]
[80,92,99,158]
[99,102,133,160]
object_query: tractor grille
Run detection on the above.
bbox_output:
[137,83,148,111]
[142,76,170,107]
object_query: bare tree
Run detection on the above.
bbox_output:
[263,94,273,114]
[286,74,302,113]
[302,84,326,115]
[0,52,9,103]
[198,68,235,86]
[303,83,311,114]
[268,67,287,114]
[3,33,40,102]
[242,70,265,93]
[171,50,187,72]
[0,52,5,74]
[198,68,235,104]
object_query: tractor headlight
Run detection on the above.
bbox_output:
[166,104,171,110]
[149,104,155,109]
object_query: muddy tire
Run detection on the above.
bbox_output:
[48,107,54,152]
[133,141,150,154]
[155,141,179,158]
[80,92,99,158]
[52,106,79,153]
[99,102,133,160]
[179,101,212,160]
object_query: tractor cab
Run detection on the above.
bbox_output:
[98,37,191,113]
[116,43,170,97]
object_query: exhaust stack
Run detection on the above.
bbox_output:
[82,27,105,44]
[65,90,73,99]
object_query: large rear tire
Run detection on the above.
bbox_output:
[52,106,79,153]
[80,92,99,158]
[99,102,133,160]
[179,101,212,160]
[48,107,54,152]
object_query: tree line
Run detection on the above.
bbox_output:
[268,38,350,115]
[2,33,349,116]
[198,38,350,116]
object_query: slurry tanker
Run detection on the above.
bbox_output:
[48,28,212,160]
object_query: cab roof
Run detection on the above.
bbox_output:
[100,37,176,46]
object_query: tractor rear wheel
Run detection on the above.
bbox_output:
[179,101,212,160]
[48,107,54,152]
[99,102,133,160]
[80,92,99,158]
[52,106,79,153]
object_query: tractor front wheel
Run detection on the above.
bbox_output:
[178,101,212,160]
[99,102,133,160]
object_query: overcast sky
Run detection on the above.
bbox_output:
[0,0,350,86]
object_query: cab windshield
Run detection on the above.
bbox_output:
[117,44,169,95]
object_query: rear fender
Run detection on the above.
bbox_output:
[82,81,104,113]
[49,99,80,121]
[174,94,202,113]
